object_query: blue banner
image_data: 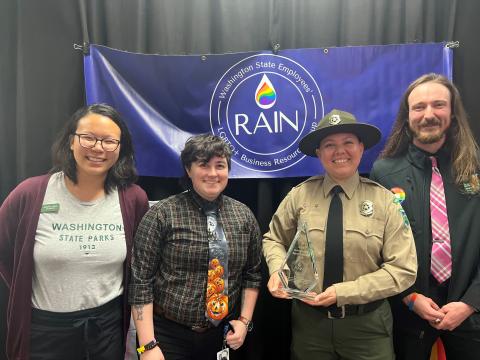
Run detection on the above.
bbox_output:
[84,43,452,178]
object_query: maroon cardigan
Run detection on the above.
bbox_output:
[0,174,149,360]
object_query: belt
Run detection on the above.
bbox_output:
[317,299,384,319]
[153,303,215,333]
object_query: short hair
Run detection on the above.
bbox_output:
[380,73,480,191]
[180,134,232,189]
[51,103,138,193]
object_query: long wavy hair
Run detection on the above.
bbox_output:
[51,104,138,193]
[380,73,480,192]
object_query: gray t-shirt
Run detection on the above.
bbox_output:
[32,172,126,311]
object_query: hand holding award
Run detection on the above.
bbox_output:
[277,222,319,300]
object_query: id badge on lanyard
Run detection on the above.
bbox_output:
[217,323,232,360]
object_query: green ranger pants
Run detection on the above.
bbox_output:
[291,299,394,360]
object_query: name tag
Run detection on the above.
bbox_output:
[40,203,60,213]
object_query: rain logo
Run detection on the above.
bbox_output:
[255,74,276,109]
[209,53,323,173]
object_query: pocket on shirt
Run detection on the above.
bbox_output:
[299,213,326,260]
[345,218,384,262]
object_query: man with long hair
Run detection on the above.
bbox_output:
[370,73,480,359]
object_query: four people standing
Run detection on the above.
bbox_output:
[263,110,417,360]
[2,74,478,360]
[371,73,480,359]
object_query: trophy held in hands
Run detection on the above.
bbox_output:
[278,222,319,300]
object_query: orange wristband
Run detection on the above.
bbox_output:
[408,293,418,311]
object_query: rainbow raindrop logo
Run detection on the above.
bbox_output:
[255,74,277,109]
[391,187,406,204]
[210,54,324,173]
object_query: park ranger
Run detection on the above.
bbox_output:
[263,109,417,360]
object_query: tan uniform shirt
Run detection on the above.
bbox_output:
[263,172,417,306]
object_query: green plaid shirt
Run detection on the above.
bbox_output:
[129,190,262,327]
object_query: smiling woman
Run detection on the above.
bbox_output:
[129,134,262,360]
[185,156,229,201]
[0,104,149,360]
[69,113,121,186]
[51,104,138,196]
[263,109,417,360]
[315,133,365,182]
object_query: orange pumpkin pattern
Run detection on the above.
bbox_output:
[209,258,220,269]
[206,294,228,320]
[206,282,217,299]
[214,265,224,278]
[206,258,228,321]
[213,277,225,293]
[208,269,217,282]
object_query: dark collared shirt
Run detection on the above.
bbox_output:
[129,190,262,328]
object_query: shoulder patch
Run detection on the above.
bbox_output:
[398,207,410,229]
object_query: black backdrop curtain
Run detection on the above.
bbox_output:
[1,0,480,359]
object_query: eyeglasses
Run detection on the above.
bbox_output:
[74,133,121,152]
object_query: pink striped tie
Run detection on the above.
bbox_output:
[430,156,452,283]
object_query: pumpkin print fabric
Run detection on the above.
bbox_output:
[204,207,229,325]
[206,258,228,320]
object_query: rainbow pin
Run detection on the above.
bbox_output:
[391,187,406,204]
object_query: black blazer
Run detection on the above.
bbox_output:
[370,144,480,338]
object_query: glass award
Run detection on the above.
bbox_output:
[278,222,319,300]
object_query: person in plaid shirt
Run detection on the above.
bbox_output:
[129,134,262,360]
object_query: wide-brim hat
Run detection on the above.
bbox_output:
[299,109,381,157]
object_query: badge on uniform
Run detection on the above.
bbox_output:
[329,114,341,125]
[360,200,374,217]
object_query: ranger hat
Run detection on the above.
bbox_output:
[299,109,381,157]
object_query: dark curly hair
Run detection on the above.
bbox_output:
[51,104,138,193]
[180,134,232,189]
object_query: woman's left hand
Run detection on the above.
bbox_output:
[301,286,337,307]
[225,320,248,350]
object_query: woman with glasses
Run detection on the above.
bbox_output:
[0,104,149,360]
